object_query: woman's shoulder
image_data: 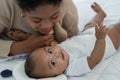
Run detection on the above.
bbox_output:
[0,0,18,15]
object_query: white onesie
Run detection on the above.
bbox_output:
[58,27,116,77]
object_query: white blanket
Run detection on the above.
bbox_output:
[0,0,120,80]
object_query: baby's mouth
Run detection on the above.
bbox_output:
[61,51,65,60]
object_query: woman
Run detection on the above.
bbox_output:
[0,0,78,57]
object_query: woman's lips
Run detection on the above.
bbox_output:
[39,29,51,34]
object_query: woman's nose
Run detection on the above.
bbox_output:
[41,19,53,29]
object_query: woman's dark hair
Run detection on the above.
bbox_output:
[17,0,62,11]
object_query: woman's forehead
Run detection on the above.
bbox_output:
[26,4,60,18]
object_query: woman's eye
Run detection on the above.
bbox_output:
[33,20,40,23]
[51,15,58,20]
[33,19,42,23]
[51,59,56,66]
[48,49,53,54]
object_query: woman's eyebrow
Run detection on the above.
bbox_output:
[50,11,60,17]
[31,16,42,20]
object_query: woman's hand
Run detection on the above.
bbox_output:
[9,31,54,56]
[27,31,54,47]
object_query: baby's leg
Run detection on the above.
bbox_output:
[107,22,120,49]
[84,2,106,30]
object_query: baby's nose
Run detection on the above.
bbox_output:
[54,53,60,58]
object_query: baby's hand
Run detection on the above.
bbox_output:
[95,23,107,40]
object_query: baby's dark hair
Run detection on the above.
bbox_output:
[25,52,49,79]
[24,53,37,78]
[17,0,62,11]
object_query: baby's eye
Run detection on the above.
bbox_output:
[48,48,53,54]
[51,59,56,66]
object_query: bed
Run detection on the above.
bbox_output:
[0,0,120,80]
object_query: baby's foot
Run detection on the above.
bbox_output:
[91,2,106,18]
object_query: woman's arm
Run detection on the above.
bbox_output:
[53,22,67,43]
[9,32,54,56]
[62,0,79,38]
[62,13,79,38]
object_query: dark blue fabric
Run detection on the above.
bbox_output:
[1,69,12,78]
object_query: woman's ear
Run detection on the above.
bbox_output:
[20,9,26,17]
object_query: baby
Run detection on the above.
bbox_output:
[24,2,120,78]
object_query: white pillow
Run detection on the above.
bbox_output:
[13,61,67,80]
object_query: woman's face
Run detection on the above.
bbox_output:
[24,4,61,35]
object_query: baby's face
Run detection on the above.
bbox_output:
[32,46,69,77]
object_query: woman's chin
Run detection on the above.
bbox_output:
[39,31,49,35]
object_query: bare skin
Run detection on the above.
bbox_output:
[84,2,106,30]
[6,28,30,41]
[83,2,107,69]
[107,23,120,49]
[85,2,120,49]
[9,32,54,56]
[85,2,120,69]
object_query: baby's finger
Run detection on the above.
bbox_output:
[103,26,108,31]
[100,25,106,30]
[98,23,106,30]
[101,25,108,33]
[91,2,96,8]
[99,23,104,28]
[95,24,99,31]
[102,25,107,29]
[95,24,102,32]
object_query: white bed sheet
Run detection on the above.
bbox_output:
[73,0,120,32]
[0,0,120,80]
[1,50,120,80]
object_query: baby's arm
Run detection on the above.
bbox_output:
[87,24,107,69]
[53,22,67,43]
